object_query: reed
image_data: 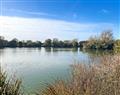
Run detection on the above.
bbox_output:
[0,68,23,95]
[40,55,120,95]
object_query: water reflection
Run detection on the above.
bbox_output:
[80,48,115,56]
[52,48,78,52]
[44,47,52,52]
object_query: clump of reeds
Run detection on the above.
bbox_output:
[40,54,120,95]
[0,68,23,95]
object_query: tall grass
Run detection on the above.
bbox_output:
[40,55,120,95]
[0,68,23,95]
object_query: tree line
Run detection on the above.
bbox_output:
[0,37,79,48]
[0,30,119,49]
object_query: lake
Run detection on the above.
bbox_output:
[0,48,114,93]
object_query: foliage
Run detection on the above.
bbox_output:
[115,39,120,48]
[0,36,8,48]
[114,39,120,53]
[71,39,78,47]
[83,30,114,50]
[0,37,42,48]
[0,30,116,49]
[8,38,19,47]
[0,36,79,48]
[44,39,52,47]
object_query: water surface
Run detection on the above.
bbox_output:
[0,48,113,93]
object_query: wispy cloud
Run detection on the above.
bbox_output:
[0,16,116,41]
[4,8,57,17]
[100,9,109,14]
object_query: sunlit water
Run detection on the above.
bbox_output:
[0,48,113,93]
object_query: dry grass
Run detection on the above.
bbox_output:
[40,54,120,95]
[0,68,23,95]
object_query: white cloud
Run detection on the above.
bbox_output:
[0,16,116,41]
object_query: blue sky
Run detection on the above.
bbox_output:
[0,0,120,41]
